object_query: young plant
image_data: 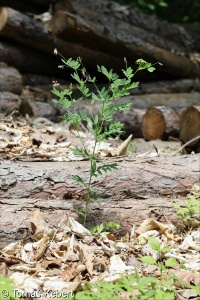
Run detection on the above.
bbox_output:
[52,50,158,225]
[139,236,182,298]
[173,195,200,231]
[90,220,120,235]
[72,236,181,300]
[0,274,23,300]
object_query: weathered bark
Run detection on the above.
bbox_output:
[0,66,23,94]
[0,39,63,77]
[50,9,185,53]
[0,92,21,115]
[50,3,200,78]
[0,7,55,54]
[54,0,199,52]
[135,79,200,95]
[1,6,199,81]
[7,91,197,138]
[0,155,199,249]
[0,8,129,76]
[118,93,200,109]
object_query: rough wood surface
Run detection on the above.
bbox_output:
[0,39,61,77]
[0,66,23,94]
[50,1,200,78]
[0,8,125,76]
[0,155,199,249]
[0,92,21,115]
[55,0,199,52]
[0,7,55,54]
[1,6,199,81]
[133,79,200,95]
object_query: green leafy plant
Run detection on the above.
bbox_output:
[0,274,23,300]
[91,221,120,235]
[173,195,200,231]
[138,236,182,299]
[72,236,182,300]
[53,50,158,226]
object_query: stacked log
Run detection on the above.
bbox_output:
[0,1,199,81]
[0,65,22,94]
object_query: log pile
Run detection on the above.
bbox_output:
[0,0,200,151]
[0,0,200,82]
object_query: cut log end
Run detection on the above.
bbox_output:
[179,106,200,150]
[141,108,166,140]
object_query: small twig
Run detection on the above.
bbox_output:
[170,135,200,156]
[0,109,18,121]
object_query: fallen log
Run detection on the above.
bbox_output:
[0,155,199,248]
[50,2,200,78]
[54,0,198,52]
[10,90,197,138]
[0,8,128,77]
[0,92,21,115]
[135,79,200,95]
[0,66,23,94]
[0,7,55,54]
[50,10,185,54]
[1,7,199,80]
[0,39,62,77]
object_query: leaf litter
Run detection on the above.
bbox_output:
[0,208,199,299]
[0,116,183,162]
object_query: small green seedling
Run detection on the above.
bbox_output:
[72,236,184,300]
[90,221,120,235]
[173,195,200,231]
[0,274,22,300]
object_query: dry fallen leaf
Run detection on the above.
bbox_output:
[136,218,175,239]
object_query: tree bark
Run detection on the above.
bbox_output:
[0,8,129,76]
[50,9,185,53]
[54,0,199,52]
[50,2,200,78]
[1,6,199,80]
[0,92,21,115]
[135,79,200,95]
[0,66,23,94]
[0,7,55,54]
[0,155,199,249]
[0,39,62,77]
